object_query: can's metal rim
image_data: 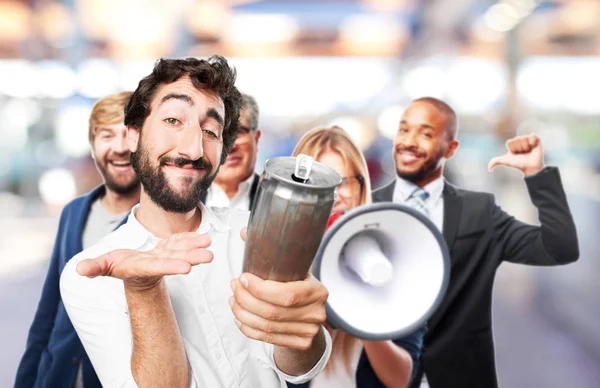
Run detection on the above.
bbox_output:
[264,156,342,189]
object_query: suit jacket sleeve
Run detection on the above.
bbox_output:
[14,206,70,387]
[492,166,579,265]
[355,325,427,388]
[393,325,427,385]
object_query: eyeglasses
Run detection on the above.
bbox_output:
[235,126,256,143]
[238,126,254,134]
[336,175,364,200]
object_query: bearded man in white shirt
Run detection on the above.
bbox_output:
[60,56,331,388]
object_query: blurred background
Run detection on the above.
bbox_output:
[1,0,599,386]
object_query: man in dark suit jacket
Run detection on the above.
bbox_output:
[201,93,261,211]
[373,97,579,388]
[15,92,140,388]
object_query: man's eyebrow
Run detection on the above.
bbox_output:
[159,93,194,107]
[399,120,435,131]
[206,108,224,128]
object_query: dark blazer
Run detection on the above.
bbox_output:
[200,173,260,211]
[15,186,109,388]
[288,325,426,388]
[372,167,579,388]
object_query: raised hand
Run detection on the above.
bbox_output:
[488,134,545,177]
[76,232,213,289]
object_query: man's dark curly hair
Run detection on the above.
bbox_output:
[124,56,243,164]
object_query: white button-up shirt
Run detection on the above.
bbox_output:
[206,174,256,211]
[392,176,445,232]
[60,204,331,388]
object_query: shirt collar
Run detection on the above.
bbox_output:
[209,173,255,196]
[393,175,445,204]
[123,202,231,248]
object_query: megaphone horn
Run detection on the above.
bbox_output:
[313,203,450,340]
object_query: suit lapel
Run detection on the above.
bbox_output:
[72,185,105,254]
[442,182,462,251]
[373,181,395,202]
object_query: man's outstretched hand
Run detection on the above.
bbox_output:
[76,232,213,289]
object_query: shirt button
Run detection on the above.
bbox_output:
[71,357,78,365]
[214,351,222,360]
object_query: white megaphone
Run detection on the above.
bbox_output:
[312,202,450,340]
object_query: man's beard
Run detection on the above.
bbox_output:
[131,142,217,213]
[96,153,140,195]
[395,147,445,183]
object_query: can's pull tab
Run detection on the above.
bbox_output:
[292,154,315,183]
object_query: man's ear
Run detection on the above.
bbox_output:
[127,127,140,153]
[445,139,459,159]
[254,129,262,145]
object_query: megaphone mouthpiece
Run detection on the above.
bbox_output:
[344,234,393,287]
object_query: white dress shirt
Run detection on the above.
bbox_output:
[308,334,362,388]
[392,176,445,232]
[206,173,256,210]
[60,203,332,388]
[393,175,444,388]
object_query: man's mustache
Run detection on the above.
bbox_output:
[395,146,426,158]
[160,156,212,170]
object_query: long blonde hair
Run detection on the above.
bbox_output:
[293,125,372,374]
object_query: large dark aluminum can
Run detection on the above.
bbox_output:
[242,154,341,282]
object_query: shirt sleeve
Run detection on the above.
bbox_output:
[60,254,141,387]
[261,325,332,384]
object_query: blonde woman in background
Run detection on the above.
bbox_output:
[287,126,426,388]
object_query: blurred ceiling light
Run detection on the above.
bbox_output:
[472,18,504,43]
[378,105,404,140]
[55,103,93,157]
[77,59,119,98]
[518,57,600,114]
[186,0,229,38]
[338,14,408,56]
[560,0,598,30]
[402,65,446,99]
[233,57,341,117]
[108,6,171,45]
[0,60,38,98]
[517,59,561,110]
[36,2,74,44]
[445,58,507,115]
[79,0,175,47]
[361,0,411,13]
[78,0,120,39]
[327,60,392,104]
[224,13,298,43]
[119,61,156,91]
[0,99,41,151]
[560,58,600,115]
[0,1,32,42]
[38,61,76,99]
[328,116,376,151]
[501,0,537,18]
[484,3,520,32]
[38,168,77,207]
